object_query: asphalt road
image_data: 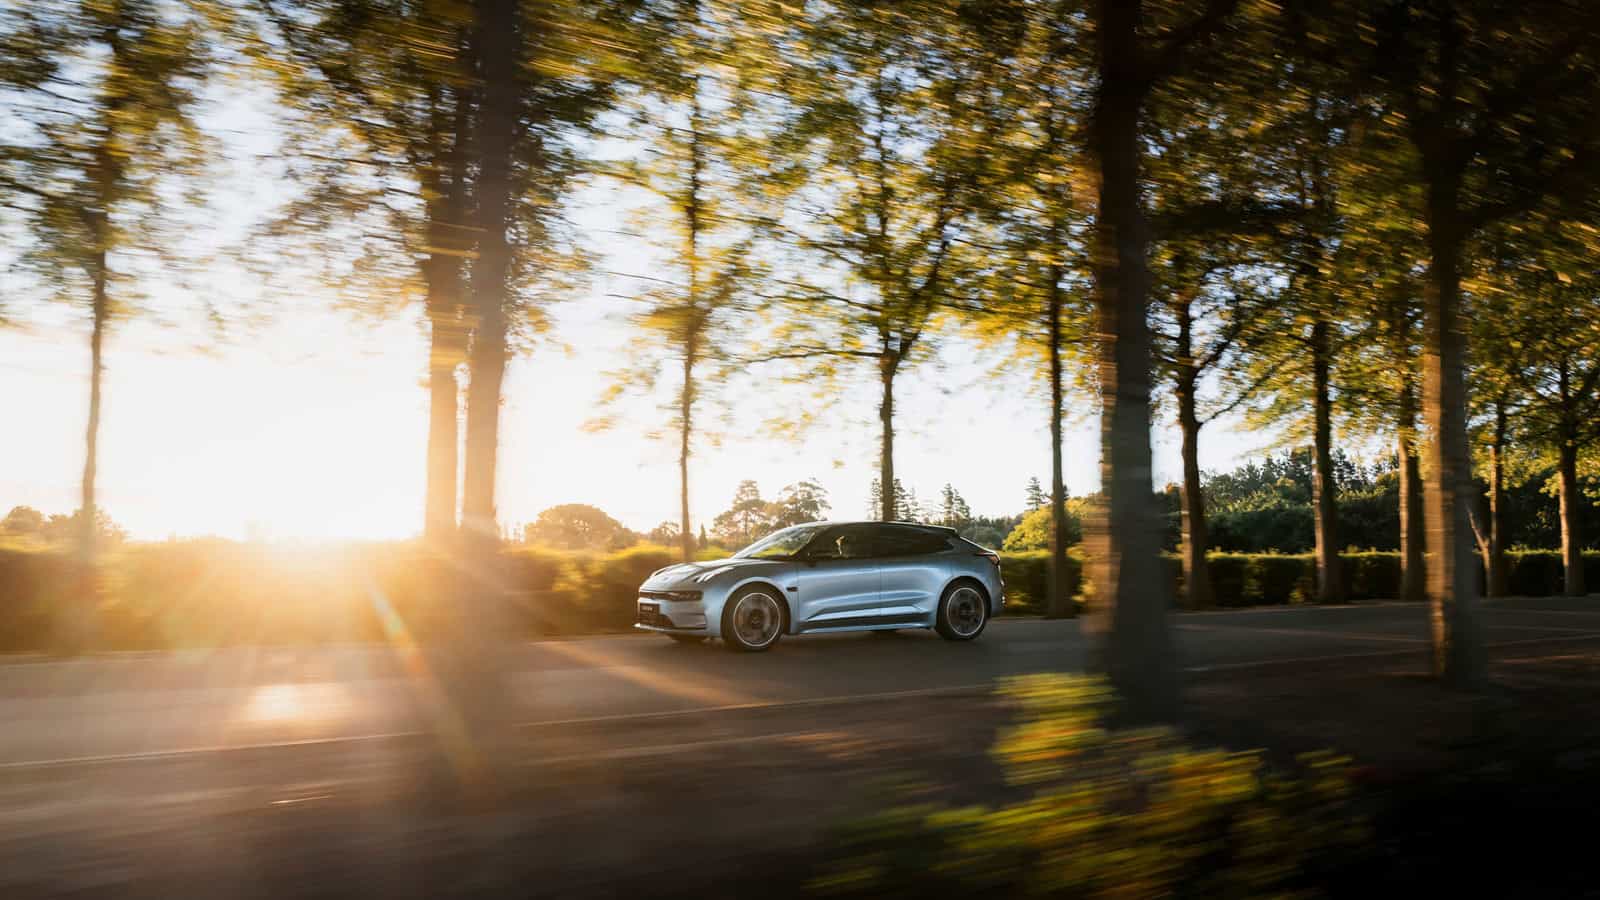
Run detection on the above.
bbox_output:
[3,597,1600,769]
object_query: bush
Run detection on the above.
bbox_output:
[1000,504,1082,552]
[997,549,1082,614]
[811,674,1367,898]
[0,540,1591,653]
[1345,552,1402,601]
[1504,550,1564,597]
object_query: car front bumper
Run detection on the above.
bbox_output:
[636,598,709,633]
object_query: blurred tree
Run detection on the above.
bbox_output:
[522,503,637,550]
[252,0,476,542]
[0,0,218,647]
[0,506,45,537]
[1144,35,1307,610]
[1079,0,1251,723]
[590,0,766,563]
[258,0,625,544]
[1333,0,1600,686]
[748,2,1008,523]
[962,1,1093,619]
[1476,222,1600,595]
[645,520,681,547]
[1234,91,1352,605]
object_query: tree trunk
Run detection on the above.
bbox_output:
[1397,376,1425,603]
[1046,268,1073,618]
[878,354,897,522]
[461,0,518,547]
[81,262,107,563]
[1486,401,1508,597]
[679,347,695,562]
[1421,177,1487,688]
[1558,424,1585,597]
[1310,318,1344,603]
[423,83,472,543]
[1175,301,1211,611]
[1085,0,1177,724]
[434,0,521,809]
[679,88,704,564]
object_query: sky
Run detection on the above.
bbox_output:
[0,70,1284,543]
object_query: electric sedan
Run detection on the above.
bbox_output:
[635,521,1004,651]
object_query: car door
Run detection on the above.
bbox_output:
[792,524,881,630]
[875,525,956,624]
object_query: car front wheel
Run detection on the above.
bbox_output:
[935,582,989,641]
[721,586,786,652]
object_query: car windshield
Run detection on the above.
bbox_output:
[733,524,827,560]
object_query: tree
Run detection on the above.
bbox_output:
[1479,223,1600,595]
[938,484,972,528]
[592,0,765,563]
[751,2,1002,522]
[711,479,772,548]
[964,3,1094,620]
[253,0,476,542]
[1003,502,1083,552]
[1347,0,1600,686]
[646,521,682,547]
[1024,477,1048,511]
[867,477,916,522]
[1,0,217,647]
[1081,0,1246,723]
[1144,41,1305,611]
[770,479,831,530]
[523,504,637,551]
[0,506,44,537]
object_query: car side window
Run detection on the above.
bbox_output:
[808,525,877,560]
[876,526,950,557]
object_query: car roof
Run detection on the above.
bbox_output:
[802,520,958,534]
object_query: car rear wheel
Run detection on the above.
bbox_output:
[935,582,989,641]
[721,586,786,652]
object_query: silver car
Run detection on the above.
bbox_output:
[635,521,1004,651]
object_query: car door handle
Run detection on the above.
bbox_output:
[786,586,798,592]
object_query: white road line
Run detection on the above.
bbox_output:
[0,684,994,772]
[1186,631,1600,673]
[6,631,1600,772]
[519,683,994,728]
[1485,606,1600,619]
[1177,622,1426,643]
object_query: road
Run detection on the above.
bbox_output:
[3,597,1599,768]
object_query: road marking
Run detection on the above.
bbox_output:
[1177,622,1426,643]
[5,631,1600,772]
[1186,631,1600,673]
[0,730,427,772]
[519,683,993,728]
[1485,606,1600,619]
[0,684,994,772]
[1484,623,1600,634]
[524,729,831,767]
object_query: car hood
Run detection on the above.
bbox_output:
[643,557,788,589]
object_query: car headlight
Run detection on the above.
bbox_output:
[656,590,702,602]
[693,566,734,584]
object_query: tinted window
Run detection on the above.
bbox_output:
[735,523,827,559]
[807,524,877,560]
[876,525,951,557]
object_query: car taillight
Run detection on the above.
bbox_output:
[977,550,1000,568]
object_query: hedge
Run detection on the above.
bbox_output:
[1,542,1597,651]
